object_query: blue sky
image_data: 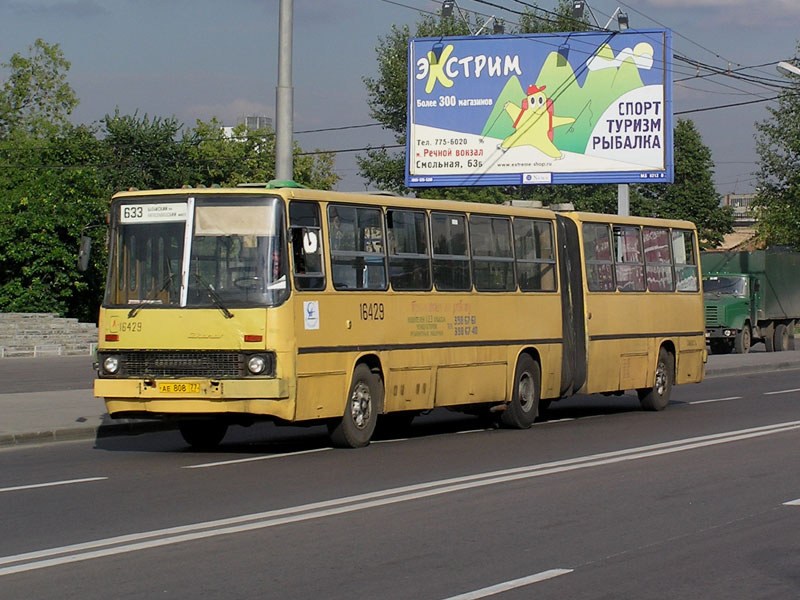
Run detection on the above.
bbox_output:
[1,0,798,194]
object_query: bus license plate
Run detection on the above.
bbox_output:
[158,382,201,394]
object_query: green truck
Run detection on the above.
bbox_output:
[702,250,800,354]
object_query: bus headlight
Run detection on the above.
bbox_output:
[103,355,120,375]
[247,355,267,375]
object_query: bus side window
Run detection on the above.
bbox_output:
[431,212,471,291]
[328,204,387,290]
[387,209,431,291]
[583,223,614,292]
[470,215,515,291]
[514,218,556,292]
[289,201,325,291]
[672,229,699,292]
[613,225,645,292]
[643,227,673,291]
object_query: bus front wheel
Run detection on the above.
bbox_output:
[501,354,540,429]
[638,348,674,411]
[178,420,228,450]
[329,364,381,448]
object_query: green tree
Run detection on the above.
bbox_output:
[634,118,733,248]
[0,39,78,138]
[753,49,800,248]
[358,15,470,193]
[0,126,108,321]
[188,119,338,189]
[101,109,196,192]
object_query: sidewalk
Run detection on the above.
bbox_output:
[2,350,799,448]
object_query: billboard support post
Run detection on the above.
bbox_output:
[617,183,629,216]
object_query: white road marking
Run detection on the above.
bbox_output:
[0,477,107,494]
[783,498,800,506]
[441,569,573,600]
[690,396,742,405]
[764,388,800,396]
[2,420,799,577]
[184,447,332,469]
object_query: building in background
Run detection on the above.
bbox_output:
[719,193,757,250]
[722,193,756,226]
[222,115,273,139]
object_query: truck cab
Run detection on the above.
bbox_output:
[703,272,760,354]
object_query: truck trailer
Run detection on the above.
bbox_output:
[702,249,800,354]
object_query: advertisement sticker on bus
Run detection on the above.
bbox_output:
[406,29,673,187]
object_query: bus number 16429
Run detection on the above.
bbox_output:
[360,303,384,321]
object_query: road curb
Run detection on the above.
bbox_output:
[0,421,179,449]
[704,359,800,379]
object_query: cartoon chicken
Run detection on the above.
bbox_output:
[501,84,575,159]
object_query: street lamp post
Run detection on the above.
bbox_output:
[275,0,294,182]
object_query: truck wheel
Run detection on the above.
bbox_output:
[328,363,381,448]
[774,324,790,352]
[734,326,751,354]
[637,347,674,411]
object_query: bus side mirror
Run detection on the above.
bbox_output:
[77,235,92,272]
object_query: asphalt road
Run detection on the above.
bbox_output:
[0,357,798,599]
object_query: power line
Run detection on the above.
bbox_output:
[675,96,779,115]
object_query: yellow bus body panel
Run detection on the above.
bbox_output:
[568,211,706,394]
[96,306,298,420]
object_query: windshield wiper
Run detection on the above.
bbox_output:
[128,273,177,318]
[191,273,234,319]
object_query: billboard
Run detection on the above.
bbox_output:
[406,29,673,187]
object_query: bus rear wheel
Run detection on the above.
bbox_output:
[501,354,540,429]
[178,420,228,450]
[329,363,381,448]
[638,348,674,411]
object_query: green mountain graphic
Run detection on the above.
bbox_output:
[480,75,525,139]
[481,43,647,155]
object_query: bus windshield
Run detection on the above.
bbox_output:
[703,275,747,297]
[105,196,289,309]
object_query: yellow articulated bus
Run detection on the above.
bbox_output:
[94,183,706,449]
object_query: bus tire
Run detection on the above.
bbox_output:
[178,420,228,450]
[774,324,790,352]
[329,363,381,448]
[638,347,674,411]
[501,354,540,429]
